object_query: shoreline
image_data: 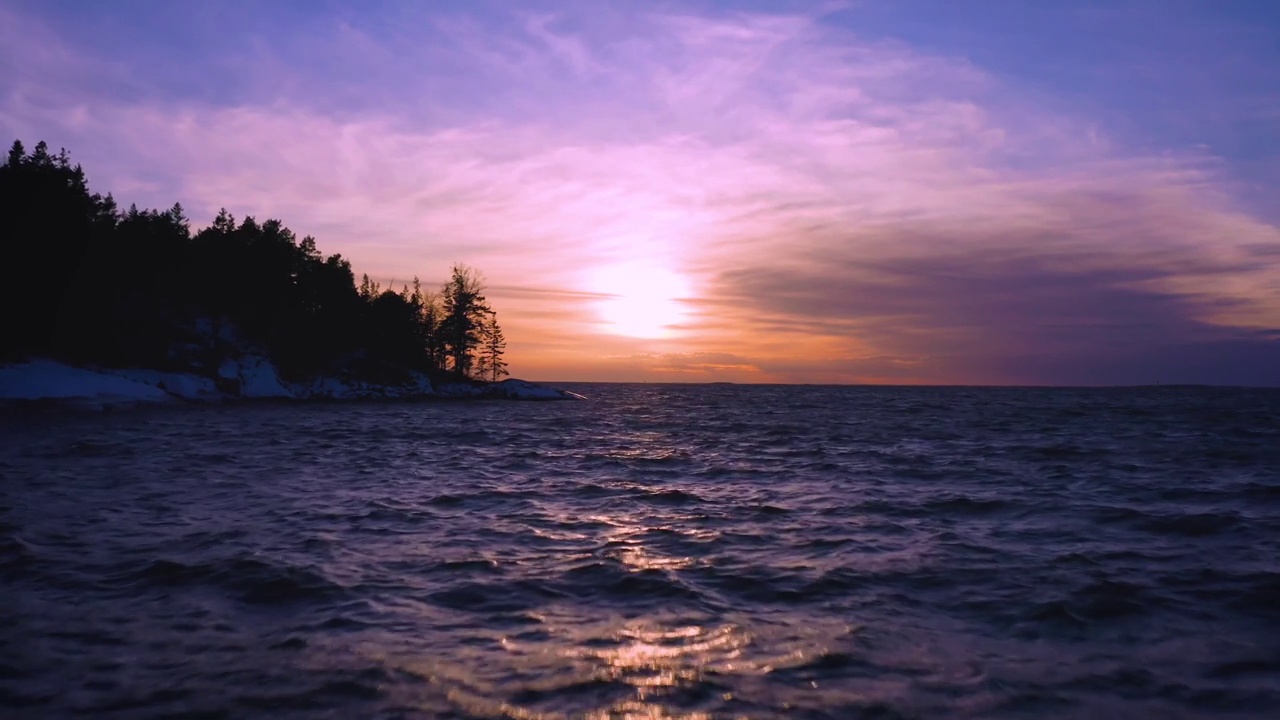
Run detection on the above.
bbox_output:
[0,357,583,408]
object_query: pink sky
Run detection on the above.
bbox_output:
[2,2,1278,384]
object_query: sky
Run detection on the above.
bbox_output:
[2,0,1278,385]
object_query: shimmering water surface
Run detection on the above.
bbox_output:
[3,385,1279,719]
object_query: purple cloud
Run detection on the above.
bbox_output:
[1,2,1276,383]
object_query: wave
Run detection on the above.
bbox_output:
[106,555,349,606]
[6,385,1280,717]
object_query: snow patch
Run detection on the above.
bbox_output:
[219,355,292,398]
[0,360,173,403]
[238,356,292,398]
[496,379,580,400]
[0,359,567,406]
[217,358,240,380]
[115,369,219,401]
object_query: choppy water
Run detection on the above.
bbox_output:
[2,385,1279,719]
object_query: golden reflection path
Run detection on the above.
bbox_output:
[390,434,857,719]
[431,507,834,719]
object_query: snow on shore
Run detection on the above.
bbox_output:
[0,358,581,406]
[219,356,292,398]
[492,379,586,400]
[0,360,173,404]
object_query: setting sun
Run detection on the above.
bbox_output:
[589,264,692,339]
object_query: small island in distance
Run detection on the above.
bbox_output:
[0,140,579,404]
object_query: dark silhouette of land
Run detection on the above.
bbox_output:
[1,139,506,387]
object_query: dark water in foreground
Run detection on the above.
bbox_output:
[2,385,1279,719]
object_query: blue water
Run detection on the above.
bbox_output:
[2,385,1279,719]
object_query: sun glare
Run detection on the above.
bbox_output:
[590,264,691,339]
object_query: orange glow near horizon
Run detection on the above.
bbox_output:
[9,2,1278,385]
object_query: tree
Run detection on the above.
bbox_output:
[298,235,321,263]
[477,312,509,382]
[440,263,491,379]
[211,207,236,234]
[5,140,23,167]
[1,139,111,357]
[418,289,446,372]
[167,202,188,233]
[30,140,50,167]
[0,137,517,383]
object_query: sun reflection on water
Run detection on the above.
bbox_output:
[575,621,749,688]
[397,492,851,718]
[543,619,752,719]
[425,616,761,719]
[600,521,697,573]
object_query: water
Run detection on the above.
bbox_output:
[2,385,1279,719]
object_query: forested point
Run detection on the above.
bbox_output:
[0,139,508,384]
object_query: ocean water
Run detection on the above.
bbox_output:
[2,384,1279,719]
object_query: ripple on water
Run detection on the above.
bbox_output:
[1,385,1278,718]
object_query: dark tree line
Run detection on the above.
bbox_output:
[1,139,507,382]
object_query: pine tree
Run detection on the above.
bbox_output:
[6,139,24,167]
[94,192,119,229]
[440,264,491,379]
[299,235,321,262]
[212,207,236,233]
[0,138,521,382]
[420,289,446,372]
[167,202,188,233]
[479,312,509,382]
[30,141,50,167]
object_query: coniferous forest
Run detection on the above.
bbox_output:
[0,140,507,384]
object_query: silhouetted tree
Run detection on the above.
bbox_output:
[420,289,447,372]
[477,312,509,382]
[2,138,117,359]
[440,264,492,379]
[211,207,235,234]
[0,138,516,383]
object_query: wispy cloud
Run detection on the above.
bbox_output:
[1,2,1276,383]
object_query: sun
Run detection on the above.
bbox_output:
[590,264,691,339]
